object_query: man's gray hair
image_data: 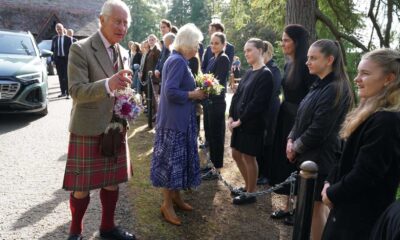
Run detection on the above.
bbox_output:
[100,0,132,28]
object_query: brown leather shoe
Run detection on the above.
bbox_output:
[173,200,193,211]
[160,206,181,226]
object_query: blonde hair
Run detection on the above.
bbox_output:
[173,23,203,55]
[340,48,400,139]
[263,41,274,59]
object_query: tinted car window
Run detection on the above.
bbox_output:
[0,33,37,56]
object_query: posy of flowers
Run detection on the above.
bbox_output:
[113,87,142,122]
[195,73,224,95]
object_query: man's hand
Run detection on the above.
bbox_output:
[108,69,133,91]
[154,70,161,78]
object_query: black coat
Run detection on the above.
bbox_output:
[229,67,273,134]
[322,111,400,240]
[130,52,142,70]
[289,72,351,175]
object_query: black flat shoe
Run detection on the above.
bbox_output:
[67,234,83,240]
[100,226,136,240]
[230,187,246,197]
[232,195,256,205]
[270,210,291,219]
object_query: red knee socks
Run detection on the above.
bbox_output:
[69,192,90,235]
[99,188,119,232]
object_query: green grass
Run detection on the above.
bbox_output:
[397,187,400,200]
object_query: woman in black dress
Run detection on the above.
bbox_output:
[201,32,230,180]
[287,39,353,239]
[269,24,315,221]
[321,49,400,239]
[228,38,273,205]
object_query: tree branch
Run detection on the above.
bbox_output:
[368,0,385,47]
[315,8,369,52]
[384,0,393,47]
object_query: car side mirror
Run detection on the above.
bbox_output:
[40,49,53,58]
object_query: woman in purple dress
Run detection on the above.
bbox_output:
[150,23,206,226]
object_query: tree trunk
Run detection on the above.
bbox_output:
[285,0,317,42]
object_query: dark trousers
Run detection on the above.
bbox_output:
[55,57,68,95]
[207,100,226,169]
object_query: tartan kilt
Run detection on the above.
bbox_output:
[62,133,133,191]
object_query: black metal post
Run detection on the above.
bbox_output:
[292,161,318,240]
[147,71,153,128]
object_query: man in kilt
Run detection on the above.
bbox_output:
[62,1,135,239]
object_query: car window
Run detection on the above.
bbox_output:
[0,33,37,56]
[38,40,52,50]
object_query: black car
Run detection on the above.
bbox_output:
[38,39,55,75]
[0,29,52,115]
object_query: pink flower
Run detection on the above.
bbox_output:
[121,102,131,116]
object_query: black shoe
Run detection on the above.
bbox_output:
[284,215,294,226]
[58,93,66,98]
[232,195,256,205]
[201,170,219,180]
[270,210,291,219]
[200,166,212,173]
[67,234,83,240]
[100,227,136,240]
[230,187,246,197]
[66,95,70,99]
[257,177,269,185]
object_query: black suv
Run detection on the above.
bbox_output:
[0,30,52,115]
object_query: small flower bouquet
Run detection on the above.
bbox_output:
[114,88,142,122]
[195,73,224,95]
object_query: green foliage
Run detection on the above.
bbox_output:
[122,0,161,45]
[167,0,212,34]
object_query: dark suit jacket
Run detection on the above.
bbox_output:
[51,35,72,59]
[322,111,400,240]
[204,51,230,100]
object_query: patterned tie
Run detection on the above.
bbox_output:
[110,44,119,73]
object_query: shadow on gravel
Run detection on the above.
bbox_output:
[58,153,68,161]
[12,189,68,230]
[0,114,43,135]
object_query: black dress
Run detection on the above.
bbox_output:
[322,111,400,240]
[229,67,273,156]
[269,62,315,193]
